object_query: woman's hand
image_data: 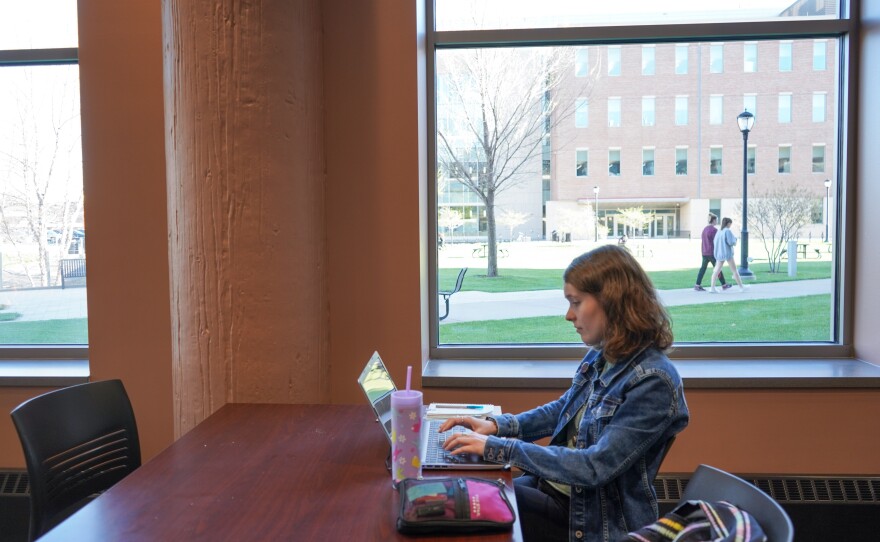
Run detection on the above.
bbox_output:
[438,416,497,435]
[437,416,497,457]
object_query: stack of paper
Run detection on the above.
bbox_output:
[425,403,496,419]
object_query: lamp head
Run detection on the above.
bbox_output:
[593,185,599,195]
[737,110,755,133]
[824,179,832,189]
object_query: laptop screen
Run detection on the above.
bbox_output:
[357,352,397,442]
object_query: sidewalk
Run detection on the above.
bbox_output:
[441,279,832,324]
[0,287,88,322]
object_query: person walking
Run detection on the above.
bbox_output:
[694,213,730,291]
[710,217,746,292]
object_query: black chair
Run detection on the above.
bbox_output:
[10,379,141,541]
[681,464,794,542]
[439,267,468,321]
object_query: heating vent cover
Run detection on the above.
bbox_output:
[655,474,880,504]
[0,470,29,496]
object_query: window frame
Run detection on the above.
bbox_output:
[426,1,856,361]
[0,46,88,362]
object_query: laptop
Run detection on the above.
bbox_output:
[357,351,504,470]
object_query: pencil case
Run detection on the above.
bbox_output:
[396,476,516,534]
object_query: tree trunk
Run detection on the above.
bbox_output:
[486,191,498,277]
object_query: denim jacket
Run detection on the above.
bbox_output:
[483,347,689,542]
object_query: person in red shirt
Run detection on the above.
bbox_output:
[694,213,731,291]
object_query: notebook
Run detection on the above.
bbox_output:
[357,351,504,470]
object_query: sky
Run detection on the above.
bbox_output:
[0,0,78,50]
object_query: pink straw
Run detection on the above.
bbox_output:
[406,366,412,391]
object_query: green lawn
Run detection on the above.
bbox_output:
[440,261,832,293]
[0,318,88,344]
[439,295,831,344]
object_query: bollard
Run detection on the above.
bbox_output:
[787,240,797,277]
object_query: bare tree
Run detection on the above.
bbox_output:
[737,183,813,273]
[0,67,84,287]
[616,206,655,237]
[438,207,465,237]
[436,47,594,276]
[496,208,531,241]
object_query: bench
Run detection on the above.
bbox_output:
[439,267,467,321]
[59,258,87,289]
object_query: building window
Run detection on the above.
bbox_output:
[608,97,621,127]
[779,41,793,71]
[642,96,655,126]
[430,1,849,354]
[744,42,758,72]
[743,94,757,117]
[576,149,589,176]
[675,44,688,74]
[675,96,688,125]
[813,92,826,122]
[575,47,590,77]
[0,5,88,354]
[709,43,723,73]
[608,46,621,76]
[813,40,827,71]
[778,93,792,123]
[709,95,723,125]
[812,144,826,173]
[675,147,688,175]
[608,149,621,176]
[642,45,655,75]
[778,145,792,173]
[642,148,655,175]
[709,147,723,174]
[575,97,589,127]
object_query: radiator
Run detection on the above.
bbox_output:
[656,473,880,542]
[0,470,29,542]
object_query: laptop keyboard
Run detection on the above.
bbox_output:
[425,420,471,465]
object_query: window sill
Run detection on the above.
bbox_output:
[422,358,880,389]
[0,359,89,387]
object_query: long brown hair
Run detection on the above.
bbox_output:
[563,245,673,362]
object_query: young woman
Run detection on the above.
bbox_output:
[440,245,689,542]
[709,217,746,293]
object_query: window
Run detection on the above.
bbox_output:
[675,44,688,74]
[575,47,590,77]
[813,92,826,122]
[642,148,655,175]
[608,97,621,127]
[575,97,589,127]
[642,46,655,75]
[709,95,723,125]
[709,147,722,175]
[608,46,621,76]
[813,40,827,71]
[778,145,792,173]
[709,43,723,73]
[608,149,621,176]
[743,94,757,117]
[779,41,793,71]
[675,96,688,125]
[778,93,792,123]
[743,42,757,72]
[576,149,589,176]
[0,4,87,354]
[642,96,655,126]
[812,144,825,173]
[430,2,848,354]
[675,147,687,175]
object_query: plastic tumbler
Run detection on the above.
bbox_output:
[391,389,423,486]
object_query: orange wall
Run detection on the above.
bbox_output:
[1,0,878,475]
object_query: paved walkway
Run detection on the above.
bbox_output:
[0,287,88,322]
[441,279,832,323]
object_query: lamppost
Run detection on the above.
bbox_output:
[736,110,755,280]
[593,185,600,242]
[823,179,831,243]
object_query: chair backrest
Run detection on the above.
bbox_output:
[681,464,794,542]
[451,267,467,294]
[11,379,141,541]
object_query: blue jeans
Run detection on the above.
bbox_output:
[696,255,725,286]
[514,474,569,542]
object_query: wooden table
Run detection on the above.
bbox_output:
[40,404,522,541]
